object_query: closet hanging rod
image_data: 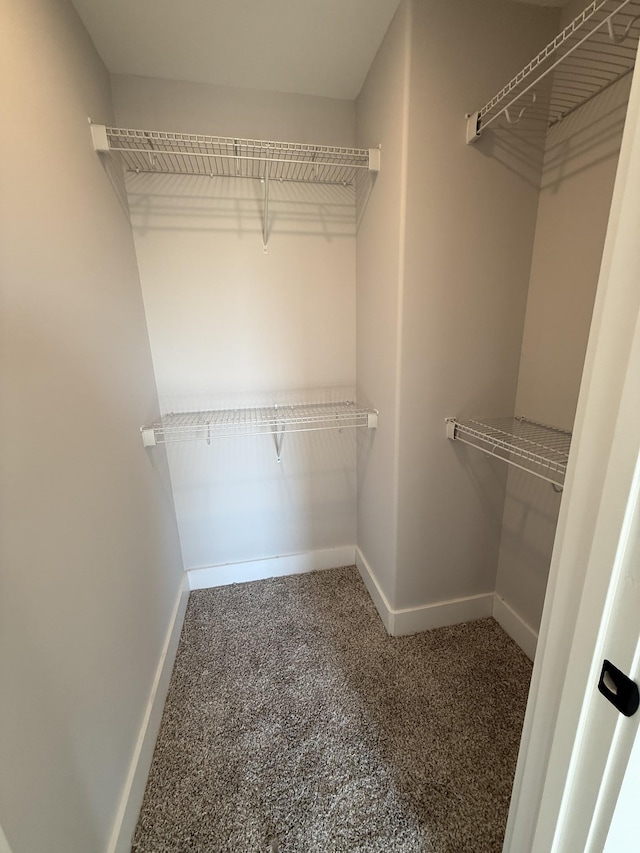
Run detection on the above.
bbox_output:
[466,0,640,142]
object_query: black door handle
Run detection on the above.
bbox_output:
[598,660,639,717]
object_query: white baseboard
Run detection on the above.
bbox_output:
[355,548,394,633]
[355,548,494,636]
[108,574,190,853]
[0,824,12,853]
[187,545,357,591]
[492,594,538,661]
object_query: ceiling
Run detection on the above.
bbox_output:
[71,0,571,102]
[71,0,403,100]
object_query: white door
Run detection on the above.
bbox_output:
[539,326,640,852]
[504,42,640,853]
[603,713,640,851]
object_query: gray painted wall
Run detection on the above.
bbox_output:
[356,0,558,614]
[0,1,183,850]
[0,1,628,847]
[397,0,559,610]
[355,0,411,608]
[111,75,359,573]
[495,0,631,637]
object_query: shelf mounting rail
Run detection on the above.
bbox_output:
[446,416,571,488]
[142,401,378,462]
[466,0,640,142]
[91,124,381,247]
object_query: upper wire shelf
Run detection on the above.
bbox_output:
[446,416,571,487]
[142,401,379,461]
[91,125,380,186]
[466,0,640,142]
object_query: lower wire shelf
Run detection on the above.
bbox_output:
[142,401,378,460]
[445,416,571,488]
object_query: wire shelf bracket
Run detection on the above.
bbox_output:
[91,123,381,248]
[466,0,640,143]
[445,416,572,488]
[142,401,379,462]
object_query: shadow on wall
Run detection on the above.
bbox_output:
[466,114,549,190]
[96,143,130,218]
[152,387,366,572]
[541,73,632,191]
[499,469,562,573]
[160,384,359,414]
[446,439,562,632]
[447,440,513,541]
[355,169,378,232]
[471,72,632,192]
[168,419,364,570]
[496,468,563,631]
[119,173,357,243]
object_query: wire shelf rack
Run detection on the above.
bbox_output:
[92,125,379,186]
[467,0,640,141]
[445,416,572,487]
[142,401,378,460]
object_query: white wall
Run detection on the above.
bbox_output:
[355,0,558,618]
[396,0,559,611]
[355,0,411,608]
[0,2,183,851]
[111,75,356,144]
[111,76,359,574]
[494,0,632,639]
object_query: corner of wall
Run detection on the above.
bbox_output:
[108,576,190,853]
[355,0,413,615]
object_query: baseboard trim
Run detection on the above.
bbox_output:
[108,574,189,853]
[355,548,394,633]
[393,590,494,636]
[187,546,357,591]
[355,548,494,636]
[0,824,12,853]
[492,595,538,661]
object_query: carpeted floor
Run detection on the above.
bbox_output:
[132,566,532,853]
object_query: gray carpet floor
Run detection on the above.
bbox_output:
[132,566,532,853]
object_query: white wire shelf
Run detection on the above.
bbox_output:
[445,416,571,487]
[142,402,378,461]
[91,125,380,185]
[466,0,640,142]
[91,124,380,248]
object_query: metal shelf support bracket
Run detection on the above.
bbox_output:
[273,423,285,462]
[262,163,270,251]
[90,121,109,152]
[466,112,481,144]
[607,10,640,42]
[141,427,157,447]
[504,92,537,126]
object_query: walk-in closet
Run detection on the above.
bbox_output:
[3,0,640,851]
